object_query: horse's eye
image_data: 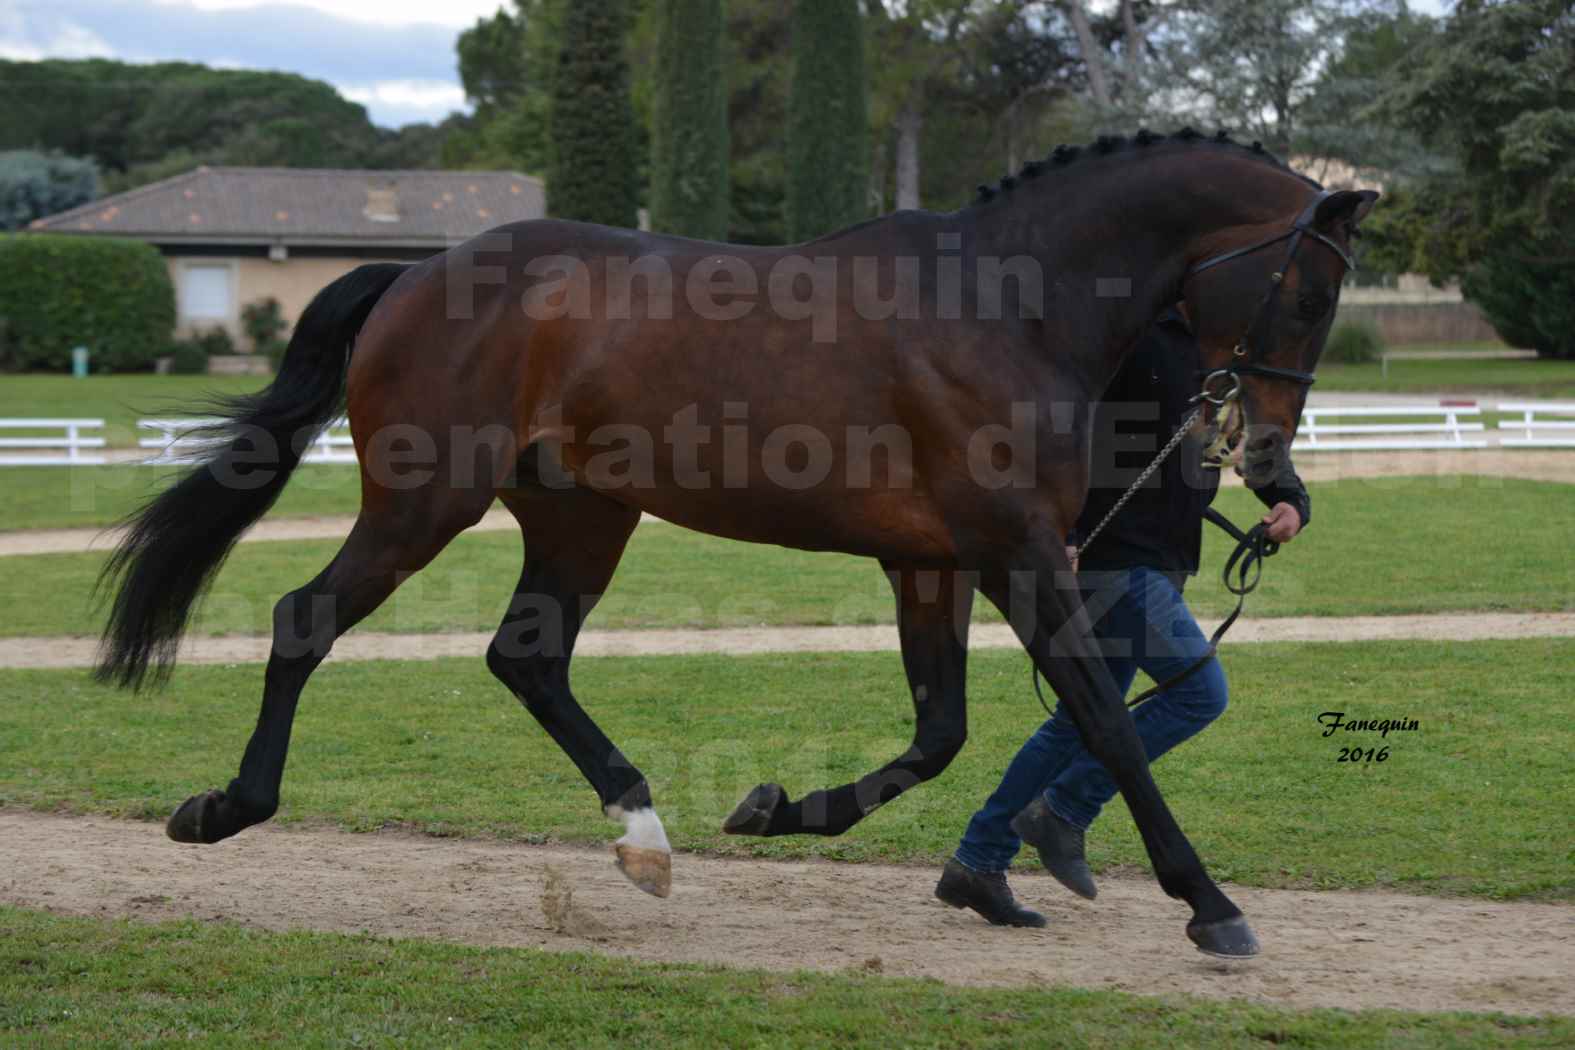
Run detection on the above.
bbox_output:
[1297,293,1330,320]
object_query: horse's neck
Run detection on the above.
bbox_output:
[972,167,1251,394]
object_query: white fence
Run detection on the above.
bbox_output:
[0,418,107,465]
[138,417,357,465]
[3,404,1574,466]
[1495,403,1575,449]
[1293,405,1487,452]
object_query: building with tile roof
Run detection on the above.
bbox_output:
[30,167,546,342]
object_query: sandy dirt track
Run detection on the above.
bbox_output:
[1,811,1568,1018]
[3,612,1574,670]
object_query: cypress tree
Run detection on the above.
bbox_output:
[547,1,639,227]
[651,0,730,240]
[786,0,870,242]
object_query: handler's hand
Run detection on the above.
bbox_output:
[1065,545,1080,572]
[1262,502,1303,543]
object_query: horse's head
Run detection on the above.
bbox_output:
[1182,188,1379,487]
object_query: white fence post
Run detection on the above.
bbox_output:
[1495,402,1575,448]
[0,419,107,466]
[1291,405,1487,452]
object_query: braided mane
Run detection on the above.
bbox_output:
[970,127,1323,205]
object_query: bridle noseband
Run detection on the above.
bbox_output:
[1184,188,1356,396]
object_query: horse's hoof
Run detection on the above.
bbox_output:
[1187,915,1261,958]
[166,789,223,844]
[614,844,671,898]
[722,782,784,836]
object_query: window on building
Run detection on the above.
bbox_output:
[180,264,233,322]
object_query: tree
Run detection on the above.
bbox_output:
[0,151,97,230]
[369,119,461,170]
[456,5,533,113]
[722,0,795,243]
[1139,0,1369,157]
[1298,2,1445,179]
[957,1,1084,172]
[867,2,974,211]
[1061,0,1112,109]
[786,0,870,241]
[650,0,730,239]
[1374,0,1575,358]
[451,0,560,175]
[548,0,640,227]
[0,58,432,190]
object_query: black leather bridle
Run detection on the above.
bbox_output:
[1184,188,1357,404]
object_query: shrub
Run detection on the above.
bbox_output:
[1323,323,1383,364]
[0,233,175,372]
[167,337,208,375]
[193,326,236,357]
[167,327,233,374]
[240,296,287,357]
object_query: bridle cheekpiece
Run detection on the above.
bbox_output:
[1184,188,1356,394]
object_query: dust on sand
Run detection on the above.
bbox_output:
[1,811,1569,1018]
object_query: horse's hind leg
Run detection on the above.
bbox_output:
[165,493,483,845]
[725,563,973,837]
[484,488,662,892]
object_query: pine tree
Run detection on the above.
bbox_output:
[651,0,730,239]
[786,0,870,242]
[547,1,639,227]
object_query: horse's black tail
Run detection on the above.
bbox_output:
[96,262,410,690]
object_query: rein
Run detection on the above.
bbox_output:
[1031,507,1279,718]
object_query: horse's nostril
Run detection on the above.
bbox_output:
[1245,436,1278,455]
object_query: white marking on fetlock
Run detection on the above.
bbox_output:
[606,803,672,853]
[606,803,673,897]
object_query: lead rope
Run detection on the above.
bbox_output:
[1029,404,1278,718]
[1071,404,1205,564]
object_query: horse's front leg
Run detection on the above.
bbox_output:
[724,563,972,837]
[980,540,1259,957]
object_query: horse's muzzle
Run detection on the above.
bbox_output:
[1238,427,1290,488]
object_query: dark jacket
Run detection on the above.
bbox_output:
[1068,309,1311,581]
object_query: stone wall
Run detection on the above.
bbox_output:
[1334,301,1503,346]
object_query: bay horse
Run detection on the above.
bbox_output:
[98,129,1376,957]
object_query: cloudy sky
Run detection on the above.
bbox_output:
[4,0,1455,130]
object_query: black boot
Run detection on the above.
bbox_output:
[934,859,1047,928]
[1010,797,1098,900]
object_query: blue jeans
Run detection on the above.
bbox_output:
[954,566,1228,874]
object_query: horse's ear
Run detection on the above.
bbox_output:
[1314,189,1379,230]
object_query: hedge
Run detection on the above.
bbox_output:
[1323,322,1384,364]
[0,233,175,372]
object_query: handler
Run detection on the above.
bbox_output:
[935,304,1311,927]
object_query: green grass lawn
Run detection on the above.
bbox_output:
[2,639,1570,901]
[3,478,1569,639]
[6,910,1565,1049]
[0,463,363,531]
[0,374,270,448]
[1369,341,1510,354]
[1316,356,1575,398]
